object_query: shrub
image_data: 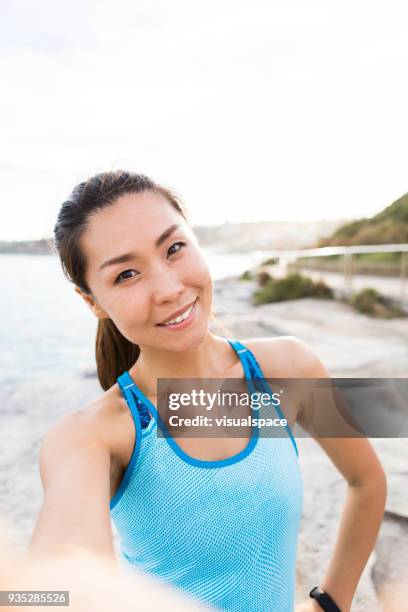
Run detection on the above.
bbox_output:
[253,273,313,304]
[252,273,334,305]
[260,257,279,266]
[256,270,274,286]
[350,288,381,315]
[350,288,405,318]
[239,269,253,281]
[312,280,334,299]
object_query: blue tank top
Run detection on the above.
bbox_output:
[110,339,303,611]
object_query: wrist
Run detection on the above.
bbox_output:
[309,600,323,612]
[309,586,342,612]
[319,584,352,612]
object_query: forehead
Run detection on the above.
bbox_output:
[81,190,184,269]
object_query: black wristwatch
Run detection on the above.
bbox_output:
[309,586,342,612]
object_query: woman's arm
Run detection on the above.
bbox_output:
[292,337,387,612]
[27,411,117,563]
[2,519,203,612]
[14,411,203,611]
[302,440,386,612]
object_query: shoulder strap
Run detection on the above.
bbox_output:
[229,340,299,458]
[117,372,144,428]
[228,339,258,395]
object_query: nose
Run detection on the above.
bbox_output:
[150,264,185,305]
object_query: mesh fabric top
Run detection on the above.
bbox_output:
[110,339,303,611]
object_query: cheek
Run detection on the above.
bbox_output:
[188,251,213,306]
[111,296,153,342]
[105,289,149,329]
[186,248,212,284]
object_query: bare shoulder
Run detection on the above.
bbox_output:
[43,382,131,464]
[239,336,332,428]
[241,335,331,379]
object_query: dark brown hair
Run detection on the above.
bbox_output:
[53,170,226,391]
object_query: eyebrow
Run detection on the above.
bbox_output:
[98,223,181,271]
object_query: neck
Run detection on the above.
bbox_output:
[129,332,235,395]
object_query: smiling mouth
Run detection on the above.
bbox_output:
[156,297,198,327]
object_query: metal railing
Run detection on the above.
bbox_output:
[253,243,408,303]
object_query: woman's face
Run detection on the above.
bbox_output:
[77,190,213,352]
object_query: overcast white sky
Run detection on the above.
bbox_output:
[1,0,407,240]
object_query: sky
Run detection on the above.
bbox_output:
[1,0,407,240]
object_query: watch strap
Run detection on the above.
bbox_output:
[309,586,341,612]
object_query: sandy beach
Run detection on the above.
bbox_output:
[1,274,407,611]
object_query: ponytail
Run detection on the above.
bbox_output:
[95,319,140,391]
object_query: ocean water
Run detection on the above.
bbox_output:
[0,254,96,390]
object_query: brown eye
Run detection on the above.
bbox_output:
[168,241,187,256]
[115,269,139,284]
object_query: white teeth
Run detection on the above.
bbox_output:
[160,302,195,326]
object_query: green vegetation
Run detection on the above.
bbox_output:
[292,252,404,279]
[353,252,400,263]
[349,288,406,318]
[300,252,401,265]
[312,280,334,299]
[239,269,253,281]
[250,269,406,318]
[256,270,273,286]
[260,256,279,266]
[252,272,333,305]
[317,192,408,248]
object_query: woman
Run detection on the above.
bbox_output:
[29,170,386,612]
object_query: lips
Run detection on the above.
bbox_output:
[156,298,198,325]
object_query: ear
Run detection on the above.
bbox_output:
[74,286,109,320]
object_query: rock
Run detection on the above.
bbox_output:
[212,276,408,611]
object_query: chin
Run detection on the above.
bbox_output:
[164,323,209,352]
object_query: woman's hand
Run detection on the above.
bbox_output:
[0,519,202,612]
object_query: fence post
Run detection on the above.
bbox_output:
[400,252,408,302]
[343,251,353,294]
